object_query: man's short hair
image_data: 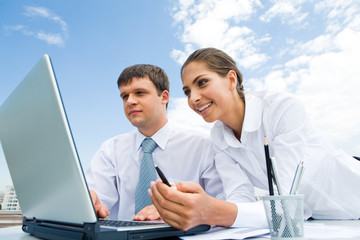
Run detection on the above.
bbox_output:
[117,64,169,96]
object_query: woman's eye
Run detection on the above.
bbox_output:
[198,79,208,87]
[183,89,190,97]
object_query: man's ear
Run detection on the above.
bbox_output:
[161,90,169,105]
[227,70,238,90]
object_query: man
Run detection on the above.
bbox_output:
[86,64,224,221]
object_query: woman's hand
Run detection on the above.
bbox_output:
[149,179,237,231]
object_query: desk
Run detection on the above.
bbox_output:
[253,220,360,240]
[1,220,360,239]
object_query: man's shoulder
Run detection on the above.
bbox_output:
[168,123,212,147]
[100,129,137,148]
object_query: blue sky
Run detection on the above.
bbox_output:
[1,0,360,192]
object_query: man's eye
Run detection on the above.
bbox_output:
[121,94,128,101]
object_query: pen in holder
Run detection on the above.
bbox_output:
[263,194,304,239]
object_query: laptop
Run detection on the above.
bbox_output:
[0,55,210,240]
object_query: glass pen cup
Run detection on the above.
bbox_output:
[262,195,304,239]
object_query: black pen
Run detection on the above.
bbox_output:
[154,165,171,187]
[264,137,274,195]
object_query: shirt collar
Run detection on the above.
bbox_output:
[211,92,263,149]
[242,92,263,132]
[136,121,170,152]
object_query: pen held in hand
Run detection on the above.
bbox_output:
[154,165,171,187]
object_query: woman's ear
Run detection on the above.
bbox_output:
[227,70,238,90]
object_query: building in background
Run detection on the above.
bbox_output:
[2,185,20,211]
[0,191,4,210]
[0,186,22,228]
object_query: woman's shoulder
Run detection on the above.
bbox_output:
[247,90,304,115]
[255,90,308,136]
[249,90,298,105]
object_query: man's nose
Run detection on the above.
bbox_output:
[126,94,137,106]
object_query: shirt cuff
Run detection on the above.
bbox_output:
[231,201,268,228]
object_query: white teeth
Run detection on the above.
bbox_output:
[197,102,212,112]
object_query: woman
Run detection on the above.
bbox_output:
[149,48,360,230]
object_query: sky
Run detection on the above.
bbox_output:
[1,0,360,192]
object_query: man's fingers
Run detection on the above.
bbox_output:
[134,205,160,221]
[89,190,99,205]
[89,190,109,218]
[99,206,110,218]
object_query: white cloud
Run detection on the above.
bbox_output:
[36,32,65,46]
[169,0,360,155]
[278,22,360,144]
[260,1,308,25]
[23,6,68,34]
[4,25,25,31]
[167,97,213,135]
[4,6,68,47]
[170,0,267,68]
[24,6,51,18]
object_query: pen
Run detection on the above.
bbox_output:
[154,165,171,187]
[290,161,304,195]
[270,157,283,195]
[264,137,274,195]
[271,157,295,237]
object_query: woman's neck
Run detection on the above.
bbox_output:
[222,94,245,141]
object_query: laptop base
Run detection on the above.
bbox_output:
[23,217,210,240]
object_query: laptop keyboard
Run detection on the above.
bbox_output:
[98,219,165,227]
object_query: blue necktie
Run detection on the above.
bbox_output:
[135,138,157,214]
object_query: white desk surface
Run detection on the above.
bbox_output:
[0,220,360,240]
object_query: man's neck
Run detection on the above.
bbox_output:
[138,118,168,137]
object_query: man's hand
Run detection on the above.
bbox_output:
[89,190,110,218]
[133,205,161,221]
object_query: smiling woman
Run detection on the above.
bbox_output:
[150,47,360,230]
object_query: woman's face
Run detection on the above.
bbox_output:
[182,61,235,123]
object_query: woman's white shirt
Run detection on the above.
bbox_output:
[211,91,360,228]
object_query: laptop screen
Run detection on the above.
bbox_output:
[0,55,97,224]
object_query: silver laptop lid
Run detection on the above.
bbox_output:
[0,55,97,224]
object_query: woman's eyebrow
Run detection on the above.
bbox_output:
[182,74,207,92]
[192,74,206,85]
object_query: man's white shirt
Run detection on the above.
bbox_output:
[86,121,224,220]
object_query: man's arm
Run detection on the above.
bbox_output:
[89,190,110,218]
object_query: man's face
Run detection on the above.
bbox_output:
[120,76,168,134]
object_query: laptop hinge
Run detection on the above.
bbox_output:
[23,217,100,240]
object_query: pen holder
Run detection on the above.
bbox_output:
[263,195,304,239]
